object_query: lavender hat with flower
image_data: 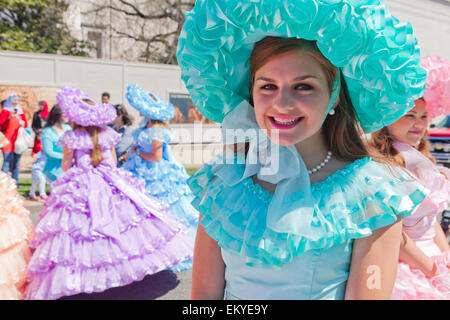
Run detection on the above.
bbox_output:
[126,84,175,121]
[56,86,117,126]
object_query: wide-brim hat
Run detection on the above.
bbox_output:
[126,84,175,121]
[420,56,450,119]
[56,86,117,127]
[177,0,427,133]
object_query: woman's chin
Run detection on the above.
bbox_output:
[266,133,301,146]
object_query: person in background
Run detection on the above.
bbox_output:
[101,92,111,105]
[41,105,71,182]
[28,151,48,201]
[371,55,450,300]
[0,93,28,183]
[178,0,428,300]
[31,100,49,156]
[110,104,134,167]
[25,86,193,300]
[124,84,199,272]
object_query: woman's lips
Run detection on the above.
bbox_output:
[268,116,303,129]
[409,130,422,135]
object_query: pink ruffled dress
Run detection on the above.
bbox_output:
[25,127,194,300]
[391,141,450,300]
[0,132,34,299]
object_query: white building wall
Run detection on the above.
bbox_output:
[0,50,222,167]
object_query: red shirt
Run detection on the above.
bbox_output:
[0,109,28,153]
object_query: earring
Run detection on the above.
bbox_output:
[329,109,336,115]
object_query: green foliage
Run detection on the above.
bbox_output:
[186,167,198,176]
[0,0,93,56]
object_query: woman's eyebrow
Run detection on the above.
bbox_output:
[255,75,318,81]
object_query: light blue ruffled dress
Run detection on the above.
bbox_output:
[123,126,199,271]
[42,124,72,181]
[188,154,428,300]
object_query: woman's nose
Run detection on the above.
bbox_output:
[273,87,295,110]
[414,117,428,128]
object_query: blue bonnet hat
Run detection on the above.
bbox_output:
[177,0,427,133]
[126,84,175,121]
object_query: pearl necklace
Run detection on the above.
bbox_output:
[307,151,332,175]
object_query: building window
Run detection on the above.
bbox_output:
[87,31,103,58]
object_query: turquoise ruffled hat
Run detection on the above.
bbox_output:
[177,0,428,133]
[126,84,175,121]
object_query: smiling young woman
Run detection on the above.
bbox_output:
[371,99,436,167]
[178,0,428,300]
[249,37,370,179]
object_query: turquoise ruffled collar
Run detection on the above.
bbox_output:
[188,154,428,267]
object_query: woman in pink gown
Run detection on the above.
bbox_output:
[371,56,450,299]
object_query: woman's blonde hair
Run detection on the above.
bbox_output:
[248,36,370,162]
[370,126,436,167]
[149,119,169,128]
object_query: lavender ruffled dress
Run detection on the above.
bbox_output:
[25,127,193,300]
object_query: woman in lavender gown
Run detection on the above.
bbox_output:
[25,87,193,300]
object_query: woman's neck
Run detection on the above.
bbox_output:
[294,130,330,171]
[115,121,124,131]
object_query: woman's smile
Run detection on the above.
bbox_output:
[268,115,303,129]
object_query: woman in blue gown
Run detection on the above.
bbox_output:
[123,85,198,272]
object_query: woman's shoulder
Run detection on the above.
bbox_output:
[42,126,54,136]
[137,126,172,143]
[60,126,120,150]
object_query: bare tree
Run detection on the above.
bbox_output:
[86,0,194,64]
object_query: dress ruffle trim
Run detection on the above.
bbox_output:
[392,251,450,300]
[133,127,174,147]
[123,155,192,205]
[0,172,34,299]
[0,242,31,290]
[58,127,121,150]
[188,156,428,267]
[25,231,192,300]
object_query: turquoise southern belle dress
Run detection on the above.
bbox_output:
[123,125,199,272]
[188,154,428,300]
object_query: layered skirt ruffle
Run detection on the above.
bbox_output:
[25,165,194,300]
[392,240,450,300]
[0,172,33,300]
[123,155,199,272]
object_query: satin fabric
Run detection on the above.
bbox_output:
[391,141,450,299]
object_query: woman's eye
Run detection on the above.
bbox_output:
[295,84,313,91]
[405,114,415,119]
[260,84,277,90]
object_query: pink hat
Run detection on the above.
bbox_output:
[421,56,450,119]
